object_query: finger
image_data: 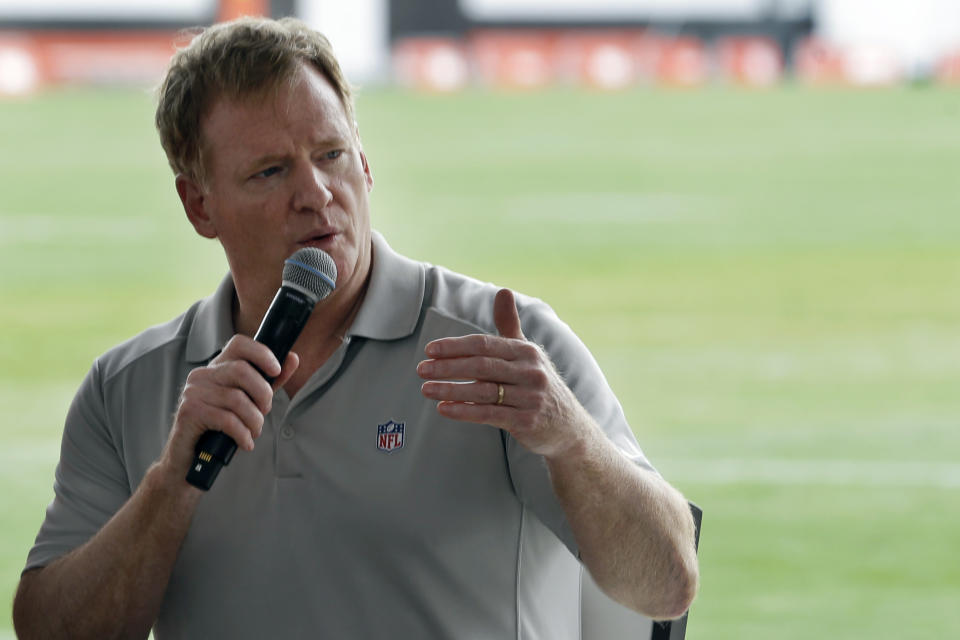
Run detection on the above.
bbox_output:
[416,355,527,385]
[435,401,517,427]
[181,400,257,451]
[204,386,266,439]
[211,359,275,414]
[421,380,512,405]
[217,335,283,379]
[494,288,524,340]
[424,334,523,360]
[272,351,301,391]
[182,370,266,439]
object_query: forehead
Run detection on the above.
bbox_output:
[199,63,353,169]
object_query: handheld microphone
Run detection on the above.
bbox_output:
[186,247,337,490]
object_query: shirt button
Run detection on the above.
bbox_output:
[280,426,295,440]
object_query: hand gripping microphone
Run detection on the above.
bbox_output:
[185,247,337,490]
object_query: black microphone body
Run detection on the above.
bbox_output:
[253,285,317,383]
[186,249,336,490]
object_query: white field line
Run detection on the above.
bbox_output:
[0,215,159,244]
[506,192,709,223]
[6,437,960,490]
[659,458,960,489]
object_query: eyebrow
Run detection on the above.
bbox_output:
[312,135,351,149]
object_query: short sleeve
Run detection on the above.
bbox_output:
[504,300,656,558]
[23,359,132,572]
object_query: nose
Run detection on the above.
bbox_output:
[291,162,333,212]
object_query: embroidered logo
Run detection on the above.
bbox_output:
[377,420,405,453]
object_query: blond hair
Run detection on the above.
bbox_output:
[156,16,354,184]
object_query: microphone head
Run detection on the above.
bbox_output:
[282,247,337,302]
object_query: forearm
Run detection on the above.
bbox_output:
[416,292,699,616]
[546,418,699,620]
[14,462,202,640]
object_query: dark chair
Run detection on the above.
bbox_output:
[581,502,702,639]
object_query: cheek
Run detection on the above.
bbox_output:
[217,205,281,248]
[337,183,369,219]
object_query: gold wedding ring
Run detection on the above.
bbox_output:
[496,383,505,405]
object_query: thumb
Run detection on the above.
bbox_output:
[494,288,524,340]
[273,351,301,391]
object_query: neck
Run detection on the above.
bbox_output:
[282,263,370,398]
[294,272,368,355]
[232,243,373,375]
[233,240,373,348]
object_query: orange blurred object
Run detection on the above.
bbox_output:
[218,0,270,21]
[469,30,558,89]
[556,30,641,90]
[0,30,180,96]
[936,50,960,84]
[655,37,709,86]
[716,37,783,87]
[793,38,845,84]
[393,37,470,92]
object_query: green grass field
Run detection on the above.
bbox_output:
[2,84,959,638]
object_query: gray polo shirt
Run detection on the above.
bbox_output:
[26,232,654,639]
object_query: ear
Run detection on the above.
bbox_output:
[359,150,374,191]
[176,174,217,239]
[355,123,373,191]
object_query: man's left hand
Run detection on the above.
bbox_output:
[419,289,700,618]
[417,288,591,458]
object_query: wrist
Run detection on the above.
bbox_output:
[542,402,604,464]
[145,459,205,508]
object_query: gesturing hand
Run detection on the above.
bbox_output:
[418,289,591,458]
[162,335,300,477]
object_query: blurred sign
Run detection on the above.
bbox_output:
[0,0,215,21]
[460,0,776,20]
[816,0,960,75]
[716,37,783,86]
[393,37,469,91]
[0,30,179,95]
[297,0,388,84]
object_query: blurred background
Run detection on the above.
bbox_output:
[5,0,960,92]
[2,1,959,638]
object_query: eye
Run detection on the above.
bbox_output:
[252,166,283,179]
[325,149,343,161]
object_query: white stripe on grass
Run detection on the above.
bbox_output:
[0,215,160,244]
[660,458,960,489]
[8,437,960,490]
[506,192,711,223]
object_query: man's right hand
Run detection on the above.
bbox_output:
[160,335,300,480]
[13,335,303,639]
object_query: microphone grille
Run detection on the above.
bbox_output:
[282,248,337,302]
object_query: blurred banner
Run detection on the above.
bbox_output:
[0,0,216,21]
[2,0,960,96]
[459,0,785,20]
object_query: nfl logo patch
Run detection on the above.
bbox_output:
[377,420,405,453]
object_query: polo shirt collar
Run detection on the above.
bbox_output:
[185,231,425,363]
[185,271,237,364]
[347,231,425,341]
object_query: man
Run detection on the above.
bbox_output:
[14,16,698,639]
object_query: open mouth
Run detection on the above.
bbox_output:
[299,232,337,249]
